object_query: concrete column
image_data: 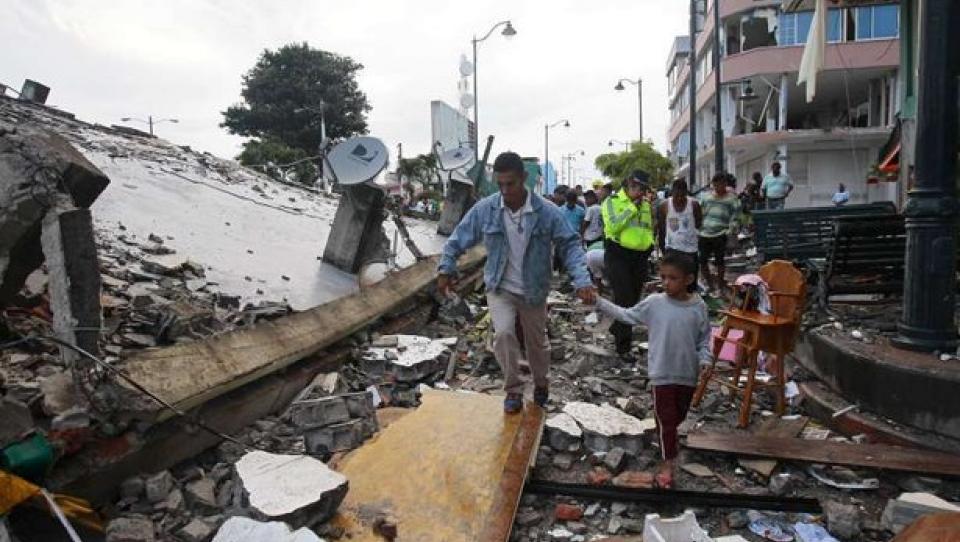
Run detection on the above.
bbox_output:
[322,184,390,274]
[41,196,102,361]
[437,180,475,236]
[779,74,789,130]
[0,124,109,306]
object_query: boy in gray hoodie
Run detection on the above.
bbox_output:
[589,251,712,488]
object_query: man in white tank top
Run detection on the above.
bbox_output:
[657,179,702,292]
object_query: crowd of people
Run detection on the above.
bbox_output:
[435,152,815,489]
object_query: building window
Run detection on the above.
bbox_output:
[778,11,813,46]
[856,4,899,40]
[827,9,843,42]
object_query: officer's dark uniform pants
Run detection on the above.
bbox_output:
[603,240,652,355]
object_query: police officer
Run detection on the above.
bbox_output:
[601,170,655,359]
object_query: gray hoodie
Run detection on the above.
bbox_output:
[597,293,712,387]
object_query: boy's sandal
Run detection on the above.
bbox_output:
[655,472,674,489]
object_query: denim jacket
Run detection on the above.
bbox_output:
[438,191,592,306]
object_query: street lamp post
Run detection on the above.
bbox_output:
[563,150,585,186]
[712,0,724,175]
[543,119,570,190]
[120,115,178,136]
[472,20,517,161]
[614,78,643,141]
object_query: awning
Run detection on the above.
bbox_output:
[877,120,901,174]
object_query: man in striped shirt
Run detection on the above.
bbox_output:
[698,173,741,294]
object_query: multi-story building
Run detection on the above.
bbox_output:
[666,0,904,207]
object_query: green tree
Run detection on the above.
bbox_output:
[238,138,317,185]
[594,141,674,189]
[221,42,371,154]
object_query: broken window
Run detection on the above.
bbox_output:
[740,8,779,51]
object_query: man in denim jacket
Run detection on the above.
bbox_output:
[437,152,596,413]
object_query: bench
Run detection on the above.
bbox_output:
[752,202,898,263]
[809,215,906,308]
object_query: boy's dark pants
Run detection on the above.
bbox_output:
[653,384,695,460]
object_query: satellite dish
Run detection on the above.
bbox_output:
[459,93,475,110]
[459,54,474,77]
[437,146,473,171]
[325,136,389,185]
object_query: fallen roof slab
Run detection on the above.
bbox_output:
[119,249,484,422]
[330,389,544,542]
[686,432,960,477]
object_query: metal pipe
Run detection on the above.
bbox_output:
[713,0,724,174]
[688,0,699,188]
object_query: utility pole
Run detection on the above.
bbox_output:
[712,0,724,175]
[895,0,959,351]
[688,0,699,189]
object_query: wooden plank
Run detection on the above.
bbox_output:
[738,416,809,477]
[687,433,960,476]
[120,248,485,421]
[330,390,545,542]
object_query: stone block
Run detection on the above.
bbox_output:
[544,413,582,452]
[185,478,219,515]
[211,516,322,542]
[105,516,155,542]
[288,396,351,429]
[177,519,215,542]
[603,447,627,474]
[881,492,960,534]
[823,500,862,539]
[144,470,175,504]
[303,419,365,457]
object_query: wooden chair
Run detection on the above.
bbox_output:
[692,260,807,427]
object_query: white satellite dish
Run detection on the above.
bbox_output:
[459,93,475,110]
[459,55,474,76]
[324,136,389,185]
[437,146,473,171]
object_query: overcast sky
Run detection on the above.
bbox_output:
[3,0,687,184]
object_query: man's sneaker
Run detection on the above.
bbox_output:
[534,386,549,408]
[503,393,523,414]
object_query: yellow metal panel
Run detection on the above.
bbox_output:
[331,390,544,541]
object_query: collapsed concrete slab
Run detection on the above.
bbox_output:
[544,412,583,452]
[211,516,322,542]
[0,123,109,306]
[562,402,655,454]
[235,450,348,527]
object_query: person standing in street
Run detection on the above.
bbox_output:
[832,183,850,206]
[698,173,741,294]
[657,179,702,293]
[561,190,586,239]
[437,152,596,414]
[761,162,793,210]
[601,170,655,359]
[581,190,604,247]
[588,252,711,488]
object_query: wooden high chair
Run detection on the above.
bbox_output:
[692,260,807,428]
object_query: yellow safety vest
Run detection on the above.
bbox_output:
[601,189,654,251]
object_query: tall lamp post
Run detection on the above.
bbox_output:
[608,139,631,151]
[120,115,178,136]
[563,150,585,186]
[472,20,517,161]
[614,78,643,141]
[544,119,570,191]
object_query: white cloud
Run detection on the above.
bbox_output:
[2,0,687,182]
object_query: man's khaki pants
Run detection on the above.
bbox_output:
[487,290,550,394]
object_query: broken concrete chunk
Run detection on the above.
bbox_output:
[562,401,654,454]
[603,447,627,474]
[144,470,175,504]
[39,370,87,417]
[365,335,456,382]
[105,516,156,542]
[185,478,219,514]
[211,516,322,542]
[177,518,215,542]
[289,396,351,429]
[235,450,348,526]
[545,413,583,452]
[823,500,862,539]
[0,396,34,448]
[881,492,960,534]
